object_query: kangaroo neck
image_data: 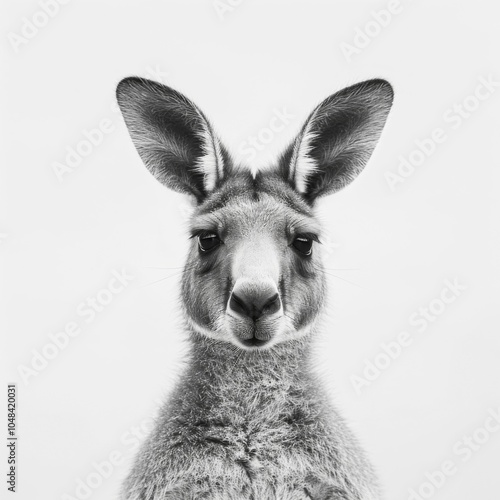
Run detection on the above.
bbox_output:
[185,331,315,402]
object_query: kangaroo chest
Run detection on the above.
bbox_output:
[178,379,325,466]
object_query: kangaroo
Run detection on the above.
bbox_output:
[116,77,393,500]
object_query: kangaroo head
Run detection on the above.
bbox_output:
[117,78,393,350]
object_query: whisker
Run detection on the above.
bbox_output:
[140,271,187,288]
[316,269,361,288]
[142,265,186,270]
[142,262,198,271]
[321,268,359,271]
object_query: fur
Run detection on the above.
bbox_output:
[116,77,394,499]
[122,336,379,500]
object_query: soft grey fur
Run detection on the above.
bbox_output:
[116,77,393,500]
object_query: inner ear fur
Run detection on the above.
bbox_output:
[278,79,394,203]
[116,77,228,202]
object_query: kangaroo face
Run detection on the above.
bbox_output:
[117,77,393,349]
[182,175,326,349]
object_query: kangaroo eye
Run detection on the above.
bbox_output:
[292,235,313,256]
[198,232,221,253]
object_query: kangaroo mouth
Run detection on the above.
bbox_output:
[226,307,283,349]
[239,336,270,347]
[231,321,275,348]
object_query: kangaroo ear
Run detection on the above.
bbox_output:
[279,79,394,203]
[116,77,228,202]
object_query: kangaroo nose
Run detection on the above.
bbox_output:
[229,291,281,321]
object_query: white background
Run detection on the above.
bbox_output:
[1,1,500,499]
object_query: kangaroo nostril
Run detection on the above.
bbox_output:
[229,293,250,317]
[229,291,281,321]
[262,293,280,315]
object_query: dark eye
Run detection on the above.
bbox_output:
[292,235,313,256]
[198,232,221,253]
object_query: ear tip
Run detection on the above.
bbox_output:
[340,78,394,109]
[116,76,147,98]
[367,78,395,103]
[116,76,170,103]
[116,76,140,103]
[116,77,188,112]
